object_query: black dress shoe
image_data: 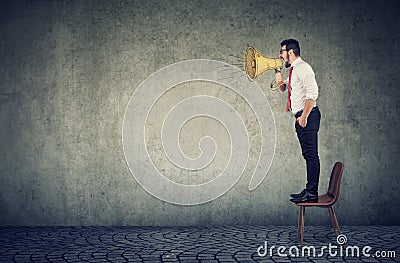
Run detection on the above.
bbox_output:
[290,191,318,203]
[290,189,306,198]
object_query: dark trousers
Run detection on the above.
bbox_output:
[295,107,321,194]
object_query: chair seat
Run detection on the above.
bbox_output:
[296,193,335,207]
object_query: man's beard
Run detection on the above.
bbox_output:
[284,54,291,68]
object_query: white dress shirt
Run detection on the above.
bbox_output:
[286,57,318,115]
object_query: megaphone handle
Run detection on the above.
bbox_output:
[277,81,286,91]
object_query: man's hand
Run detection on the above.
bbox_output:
[275,72,283,83]
[297,115,308,128]
[275,73,286,92]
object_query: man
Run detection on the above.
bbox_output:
[276,39,321,203]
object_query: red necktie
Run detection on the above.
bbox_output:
[286,67,293,112]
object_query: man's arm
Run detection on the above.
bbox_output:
[297,63,318,127]
[297,99,316,128]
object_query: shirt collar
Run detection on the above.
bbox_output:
[290,57,302,67]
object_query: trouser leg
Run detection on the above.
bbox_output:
[295,108,321,194]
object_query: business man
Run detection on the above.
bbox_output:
[276,39,321,203]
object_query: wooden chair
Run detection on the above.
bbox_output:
[296,162,345,247]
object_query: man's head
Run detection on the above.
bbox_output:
[279,39,300,68]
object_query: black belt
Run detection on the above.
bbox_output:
[295,106,318,118]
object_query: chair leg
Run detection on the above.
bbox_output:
[297,207,301,237]
[330,206,341,235]
[300,206,305,247]
[328,206,337,235]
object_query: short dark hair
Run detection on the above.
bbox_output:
[281,39,300,56]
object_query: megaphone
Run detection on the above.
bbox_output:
[245,46,286,91]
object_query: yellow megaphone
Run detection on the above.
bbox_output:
[245,46,286,91]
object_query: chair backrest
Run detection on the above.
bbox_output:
[327,162,345,203]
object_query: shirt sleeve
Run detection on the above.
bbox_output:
[283,76,289,93]
[299,64,318,100]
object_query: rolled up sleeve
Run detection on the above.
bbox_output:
[298,64,318,100]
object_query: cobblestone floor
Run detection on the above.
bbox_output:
[0,226,399,262]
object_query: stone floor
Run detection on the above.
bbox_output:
[0,226,398,262]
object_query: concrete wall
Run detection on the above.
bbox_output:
[1,0,399,226]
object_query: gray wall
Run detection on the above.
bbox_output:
[1,0,399,226]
